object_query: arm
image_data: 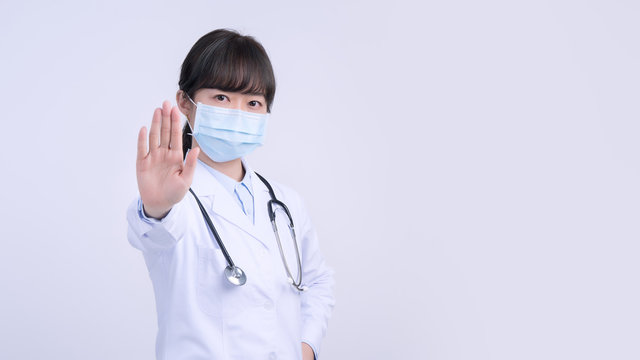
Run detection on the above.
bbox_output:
[297,196,335,359]
[126,196,185,253]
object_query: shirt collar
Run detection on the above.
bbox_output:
[200,158,253,196]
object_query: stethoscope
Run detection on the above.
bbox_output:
[188,172,306,292]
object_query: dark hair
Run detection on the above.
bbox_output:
[178,29,276,157]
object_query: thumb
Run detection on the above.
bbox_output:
[182,147,200,184]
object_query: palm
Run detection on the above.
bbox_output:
[136,101,199,219]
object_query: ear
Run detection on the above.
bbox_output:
[176,90,195,119]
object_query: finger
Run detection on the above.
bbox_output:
[170,106,183,153]
[159,100,171,147]
[137,126,148,162]
[149,108,162,152]
[182,147,200,184]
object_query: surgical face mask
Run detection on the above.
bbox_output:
[186,96,268,162]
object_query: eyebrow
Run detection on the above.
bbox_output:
[209,89,264,97]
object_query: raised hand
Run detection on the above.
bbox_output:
[136,100,200,219]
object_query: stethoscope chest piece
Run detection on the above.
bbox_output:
[224,265,247,286]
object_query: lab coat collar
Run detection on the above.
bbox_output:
[189,158,272,249]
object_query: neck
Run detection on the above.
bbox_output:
[198,152,245,181]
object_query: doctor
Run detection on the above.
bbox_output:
[127,29,334,360]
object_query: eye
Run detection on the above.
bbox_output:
[248,100,262,107]
[214,94,229,102]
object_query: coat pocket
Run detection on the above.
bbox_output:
[196,246,260,318]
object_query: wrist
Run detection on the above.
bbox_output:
[142,203,171,220]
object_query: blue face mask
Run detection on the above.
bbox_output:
[186,96,269,162]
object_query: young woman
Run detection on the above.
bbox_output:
[127,29,334,360]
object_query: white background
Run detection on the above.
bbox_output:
[1,0,638,359]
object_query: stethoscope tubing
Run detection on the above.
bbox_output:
[189,188,236,268]
[255,172,305,291]
[189,172,305,291]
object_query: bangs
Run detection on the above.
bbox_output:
[199,42,273,96]
[180,30,276,110]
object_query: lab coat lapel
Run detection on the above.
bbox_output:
[190,160,271,248]
[251,172,276,249]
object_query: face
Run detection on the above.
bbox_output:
[175,88,268,165]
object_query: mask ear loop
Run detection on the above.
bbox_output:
[183,92,198,136]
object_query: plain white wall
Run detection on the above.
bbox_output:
[1,0,638,359]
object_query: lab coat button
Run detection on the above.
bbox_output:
[263,301,274,311]
[269,353,277,360]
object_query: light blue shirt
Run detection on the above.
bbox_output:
[201,159,255,225]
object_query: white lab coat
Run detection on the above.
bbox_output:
[127,160,334,360]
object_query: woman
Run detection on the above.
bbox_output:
[127,29,334,360]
